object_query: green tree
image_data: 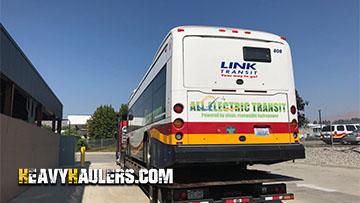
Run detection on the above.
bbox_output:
[296,90,309,128]
[119,104,128,120]
[61,127,81,136]
[87,105,118,139]
[41,125,52,131]
[333,118,360,124]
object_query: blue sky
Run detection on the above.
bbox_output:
[1,0,359,120]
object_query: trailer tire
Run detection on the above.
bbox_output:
[144,135,152,169]
[126,139,130,156]
[149,185,158,203]
[149,186,163,203]
[156,187,163,203]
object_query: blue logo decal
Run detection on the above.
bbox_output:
[220,61,258,78]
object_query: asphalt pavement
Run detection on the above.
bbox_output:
[79,152,148,203]
[81,152,360,203]
[250,162,360,203]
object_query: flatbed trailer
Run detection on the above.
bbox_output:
[122,155,301,203]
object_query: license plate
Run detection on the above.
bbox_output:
[187,189,204,200]
[254,128,270,136]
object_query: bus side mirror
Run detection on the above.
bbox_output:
[128,115,134,121]
[121,114,127,121]
[114,131,118,139]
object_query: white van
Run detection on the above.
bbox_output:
[320,124,359,144]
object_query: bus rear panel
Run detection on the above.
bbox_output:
[128,26,305,169]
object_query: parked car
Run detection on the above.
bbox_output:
[342,128,360,145]
[320,124,359,144]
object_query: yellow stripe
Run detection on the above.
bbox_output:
[130,142,143,155]
[150,128,299,145]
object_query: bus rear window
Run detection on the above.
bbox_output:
[243,47,271,62]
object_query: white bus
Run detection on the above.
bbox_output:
[126,26,305,168]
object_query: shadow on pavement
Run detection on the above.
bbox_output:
[9,161,91,203]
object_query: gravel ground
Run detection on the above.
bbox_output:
[299,146,360,168]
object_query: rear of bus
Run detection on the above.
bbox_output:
[168,26,305,167]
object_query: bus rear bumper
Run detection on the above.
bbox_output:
[172,143,305,165]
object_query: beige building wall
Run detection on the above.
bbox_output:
[0,114,60,202]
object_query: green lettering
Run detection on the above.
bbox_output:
[257,102,262,112]
[223,102,229,110]
[262,103,268,112]
[274,103,278,112]
[252,102,257,112]
[190,102,196,111]
[245,102,250,112]
[268,103,273,112]
[196,102,201,111]
[229,102,234,111]
[281,103,286,112]
[234,102,240,112]
[218,102,223,112]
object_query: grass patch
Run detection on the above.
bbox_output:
[86,145,117,152]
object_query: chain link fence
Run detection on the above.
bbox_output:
[86,138,117,150]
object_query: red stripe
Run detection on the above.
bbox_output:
[186,122,292,134]
[151,123,172,135]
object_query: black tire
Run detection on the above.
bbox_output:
[126,139,131,157]
[149,186,164,203]
[323,140,331,145]
[122,140,130,170]
[157,187,163,203]
[148,185,158,203]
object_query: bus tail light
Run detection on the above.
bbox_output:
[173,119,184,129]
[219,29,226,32]
[173,190,187,201]
[291,119,298,128]
[177,28,184,32]
[173,103,184,113]
[244,31,251,34]
[290,106,296,115]
[281,37,286,40]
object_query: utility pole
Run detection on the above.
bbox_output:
[318,110,322,131]
[318,109,332,147]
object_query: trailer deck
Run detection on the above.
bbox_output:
[123,156,301,202]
